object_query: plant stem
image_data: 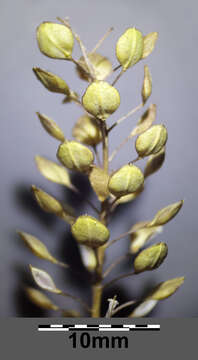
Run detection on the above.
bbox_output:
[61,291,91,313]
[103,271,135,289]
[111,300,136,316]
[108,102,143,133]
[91,120,109,317]
[90,27,114,54]
[112,68,124,86]
[103,253,130,278]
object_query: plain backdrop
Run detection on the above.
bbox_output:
[0,0,197,317]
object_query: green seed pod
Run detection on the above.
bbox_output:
[57,141,94,172]
[108,164,144,197]
[149,200,184,227]
[116,28,144,71]
[36,112,65,142]
[142,32,158,59]
[141,65,152,104]
[135,124,168,158]
[147,277,185,300]
[134,242,168,274]
[36,22,74,59]
[72,114,102,146]
[71,215,110,248]
[33,68,70,95]
[76,53,113,81]
[82,81,120,121]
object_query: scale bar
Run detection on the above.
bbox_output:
[38,324,160,332]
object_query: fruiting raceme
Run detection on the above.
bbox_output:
[20,19,184,318]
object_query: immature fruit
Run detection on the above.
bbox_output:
[135,124,168,157]
[72,114,102,146]
[26,287,59,310]
[76,53,112,81]
[141,65,152,104]
[108,164,144,197]
[142,32,158,59]
[37,22,74,59]
[134,242,168,273]
[57,141,94,172]
[82,81,120,121]
[71,215,110,248]
[33,68,70,95]
[116,28,144,71]
[147,277,185,300]
[36,113,65,142]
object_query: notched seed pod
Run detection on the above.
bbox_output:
[30,265,61,294]
[116,28,144,71]
[108,164,144,198]
[32,185,63,215]
[33,68,70,95]
[36,112,65,142]
[82,81,120,121]
[142,32,158,59]
[37,22,74,59]
[135,124,168,157]
[141,65,152,104]
[71,215,110,248]
[76,53,112,81]
[89,166,110,201]
[134,242,168,273]
[57,141,94,172]
[72,114,102,146]
[25,287,59,310]
[149,200,184,226]
[147,277,185,300]
[144,147,165,178]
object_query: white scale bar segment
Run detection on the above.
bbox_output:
[39,328,68,331]
[50,324,63,328]
[99,328,129,331]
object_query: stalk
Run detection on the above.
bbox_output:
[91,121,109,317]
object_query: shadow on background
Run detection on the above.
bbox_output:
[12,172,156,317]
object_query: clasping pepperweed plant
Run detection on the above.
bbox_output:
[18,17,184,318]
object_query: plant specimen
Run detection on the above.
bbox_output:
[18,18,184,318]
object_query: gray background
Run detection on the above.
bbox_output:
[0,0,197,317]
